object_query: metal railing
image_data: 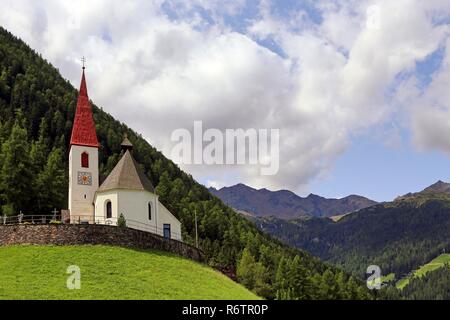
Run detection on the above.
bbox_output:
[1,214,61,225]
[71,215,182,240]
[1,213,181,240]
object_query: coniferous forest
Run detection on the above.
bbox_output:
[401,265,450,300]
[0,27,376,300]
[255,194,450,281]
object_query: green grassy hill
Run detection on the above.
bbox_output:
[0,245,259,300]
[396,254,450,290]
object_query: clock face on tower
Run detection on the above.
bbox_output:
[77,171,92,186]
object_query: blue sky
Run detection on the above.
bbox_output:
[309,40,449,201]
[2,0,450,201]
[310,133,450,201]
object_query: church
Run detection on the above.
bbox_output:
[67,66,182,241]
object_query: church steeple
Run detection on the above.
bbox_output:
[70,65,99,148]
[79,68,88,96]
[68,61,99,222]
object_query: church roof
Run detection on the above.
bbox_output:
[98,150,155,193]
[70,68,99,148]
[121,136,133,150]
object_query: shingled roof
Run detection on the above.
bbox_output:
[70,68,99,148]
[98,149,155,193]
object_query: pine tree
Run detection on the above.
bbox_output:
[0,70,11,98]
[30,118,49,172]
[236,248,256,289]
[35,147,67,213]
[335,271,351,299]
[253,260,271,298]
[318,269,339,299]
[155,171,171,203]
[289,255,311,300]
[275,256,290,299]
[0,120,33,215]
[169,178,185,203]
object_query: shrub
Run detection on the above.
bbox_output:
[117,213,127,229]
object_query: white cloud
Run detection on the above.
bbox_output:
[1,0,449,194]
[411,37,450,153]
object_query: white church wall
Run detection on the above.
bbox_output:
[116,189,158,231]
[94,189,182,241]
[94,191,118,225]
[157,201,182,241]
[69,145,99,222]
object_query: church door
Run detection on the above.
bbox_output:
[163,224,171,239]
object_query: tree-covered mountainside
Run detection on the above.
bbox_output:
[396,254,450,290]
[209,183,376,219]
[0,27,374,300]
[256,190,450,282]
[401,265,450,300]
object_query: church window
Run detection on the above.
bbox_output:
[81,152,89,168]
[106,201,112,219]
[148,202,152,220]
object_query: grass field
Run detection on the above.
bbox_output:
[367,272,395,287]
[0,245,259,300]
[396,254,450,290]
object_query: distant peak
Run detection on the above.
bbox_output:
[306,193,322,199]
[429,180,448,187]
[210,183,254,192]
[422,180,450,194]
[232,183,256,191]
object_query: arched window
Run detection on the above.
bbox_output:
[106,201,112,219]
[81,152,89,168]
[148,202,152,220]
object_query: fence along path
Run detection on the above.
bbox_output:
[1,214,182,240]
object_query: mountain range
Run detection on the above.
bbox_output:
[250,180,450,292]
[209,183,377,219]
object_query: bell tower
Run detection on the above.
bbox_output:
[68,62,99,222]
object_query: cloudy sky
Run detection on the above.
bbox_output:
[2,0,450,201]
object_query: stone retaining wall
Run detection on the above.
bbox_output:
[0,224,204,263]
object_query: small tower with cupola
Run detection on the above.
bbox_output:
[68,64,99,222]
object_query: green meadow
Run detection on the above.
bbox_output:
[0,245,259,300]
[396,254,450,290]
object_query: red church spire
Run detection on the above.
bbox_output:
[70,63,99,148]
